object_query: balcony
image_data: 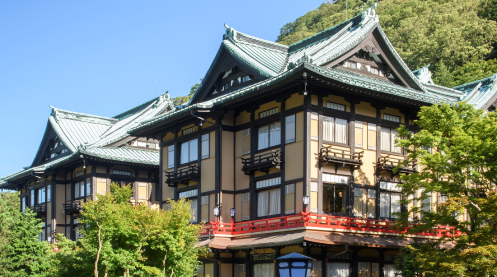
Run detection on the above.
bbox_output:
[200,213,461,239]
[377,155,416,174]
[165,164,200,186]
[319,146,363,168]
[34,205,46,218]
[241,150,282,175]
[63,200,82,215]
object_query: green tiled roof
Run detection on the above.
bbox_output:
[453,74,497,109]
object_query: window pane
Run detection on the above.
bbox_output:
[323,185,334,213]
[181,141,189,164]
[269,188,281,215]
[269,122,281,147]
[254,263,275,277]
[86,178,91,196]
[323,117,334,142]
[285,184,295,214]
[380,193,390,218]
[391,130,402,153]
[391,193,401,218]
[167,145,175,169]
[75,182,80,199]
[201,134,209,159]
[242,192,250,220]
[335,187,347,214]
[353,188,363,216]
[47,185,51,202]
[257,190,268,217]
[258,125,269,150]
[285,115,296,143]
[381,128,391,151]
[190,139,198,162]
[367,189,376,218]
[242,129,251,154]
[335,118,348,144]
[190,199,198,223]
[327,262,350,277]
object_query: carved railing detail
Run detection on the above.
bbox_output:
[63,200,82,215]
[319,146,363,168]
[34,205,46,218]
[241,150,281,175]
[377,155,416,174]
[165,164,200,186]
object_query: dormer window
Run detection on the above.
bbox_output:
[242,76,250,83]
[344,61,357,69]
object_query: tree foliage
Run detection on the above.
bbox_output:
[276,0,497,87]
[172,80,202,106]
[52,183,206,277]
[0,191,53,277]
[395,102,497,276]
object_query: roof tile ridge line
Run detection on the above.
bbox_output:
[462,82,484,101]
[375,25,428,94]
[287,8,368,50]
[308,22,354,57]
[315,65,441,101]
[225,39,283,74]
[224,23,288,50]
[312,19,376,66]
[424,86,465,99]
[48,115,77,152]
[112,96,158,119]
[424,83,465,96]
[50,106,118,122]
[452,73,497,89]
[222,40,277,77]
[93,95,174,146]
[478,82,497,108]
[185,45,225,107]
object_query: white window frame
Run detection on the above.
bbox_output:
[258,121,281,150]
[381,127,402,153]
[180,138,198,164]
[323,116,348,144]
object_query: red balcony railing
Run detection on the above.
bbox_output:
[200,212,461,238]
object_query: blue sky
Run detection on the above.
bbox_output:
[0,0,326,177]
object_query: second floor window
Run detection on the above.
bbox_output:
[256,177,281,217]
[380,192,401,219]
[381,127,401,153]
[258,122,280,150]
[30,190,34,207]
[181,139,198,164]
[323,117,348,144]
[167,145,174,169]
[38,187,46,204]
[179,189,198,222]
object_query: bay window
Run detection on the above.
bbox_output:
[258,122,280,150]
[381,127,401,153]
[323,117,348,144]
[256,177,281,217]
[181,139,198,164]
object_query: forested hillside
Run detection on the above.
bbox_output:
[276,0,497,87]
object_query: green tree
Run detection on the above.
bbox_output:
[172,80,202,106]
[395,102,497,276]
[0,191,53,277]
[452,59,497,86]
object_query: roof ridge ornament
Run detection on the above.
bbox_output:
[360,3,379,26]
[414,64,434,84]
[224,23,236,41]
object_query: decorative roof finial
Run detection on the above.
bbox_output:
[224,23,236,40]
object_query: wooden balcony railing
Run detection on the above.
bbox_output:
[377,155,416,174]
[241,150,282,175]
[200,212,461,238]
[34,205,46,218]
[63,200,82,215]
[165,164,200,186]
[319,146,363,168]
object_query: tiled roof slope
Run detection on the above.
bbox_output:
[0,92,174,187]
[453,74,497,109]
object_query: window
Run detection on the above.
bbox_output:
[74,171,84,177]
[242,76,250,83]
[327,102,346,111]
[285,115,296,143]
[313,261,322,277]
[256,177,281,189]
[38,187,46,204]
[236,264,246,277]
[113,170,131,176]
[380,192,401,218]
[137,141,147,147]
[21,197,26,212]
[367,123,377,150]
[323,117,348,144]
[47,226,51,243]
[74,219,83,242]
[384,114,400,123]
[259,107,278,119]
[86,178,91,196]
[201,134,209,159]
[179,189,198,222]
[201,195,209,222]
[47,185,51,202]
[39,222,46,242]
[381,127,401,153]
[74,181,85,199]
[182,127,194,136]
[420,189,432,213]
[66,184,71,201]
[327,262,350,277]
[258,122,280,150]
[30,190,35,207]
[358,262,380,277]
[322,173,349,184]
[355,121,363,148]
[167,145,175,169]
[257,188,280,217]
[344,60,358,69]
[197,264,204,277]
[384,264,399,277]
[253,263,274,277]
[285,184,295,214]
[181,139,198,164]
[242,129,251,155]
[242,192,250,220]
[323,185,347,214]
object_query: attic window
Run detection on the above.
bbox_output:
[259,107,278,119]
[113,170,131,176]
[344,61,358,70]
[242,76,250,83]
[327,102,346,111]
[182,127,195,136]
[384,114,400,123]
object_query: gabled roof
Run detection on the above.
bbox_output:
[0,92,174,188]
[453,73,497,109]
